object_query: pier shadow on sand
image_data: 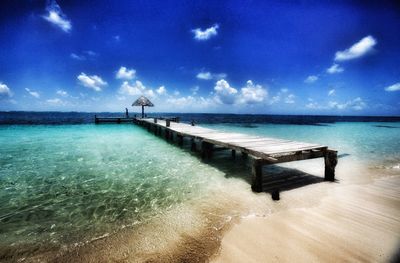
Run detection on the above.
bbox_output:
[195,150,330,200]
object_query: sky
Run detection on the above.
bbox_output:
[0,0,399,115]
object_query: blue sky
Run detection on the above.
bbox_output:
[0,0,399,115]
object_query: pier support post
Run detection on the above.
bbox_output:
[251,158,263,192]
[324,149,338,181]
[201,141,213,159]
[177,135,183,147]
[191,138,196,151]
[165,129,169,140]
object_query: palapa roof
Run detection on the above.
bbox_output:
[132,96,154,107]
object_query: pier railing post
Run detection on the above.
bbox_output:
[251,158,263,192]
[166,119,170,127]
[154,118,157,123]
[324,149,338,181]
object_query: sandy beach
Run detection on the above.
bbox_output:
[213,160,400,263]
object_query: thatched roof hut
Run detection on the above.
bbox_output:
[132,96,154,118]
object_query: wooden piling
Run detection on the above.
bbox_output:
[177,135,183,147]
[201,141,213,159]
[251,158,263,192]
[324,149,338,181]
[165,129,169,140]
[191,138,196,151]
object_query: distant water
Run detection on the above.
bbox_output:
[0,112,399,260]
[0,111,399,125]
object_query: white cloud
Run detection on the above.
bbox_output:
[192,24,219,41]
[328,89,335,96]
[0,83,12,98]
[56,90,68,96]
[166,96,213,109]
[25,88,40,98]
[42,0,71,32]
[156,86,167,95]
[306,102,321,109]
[335,35,377,61]
[119,80,155,98]
[271,88,295,104]
[46,98,63,105]
[284,94,295,104]
[304,75,318,83]
[70,51,97,61]
[239,80,268,104]
[214,79,237,104]
[306,97,366,111]
[119,81,145,96]
[384,82,400,92]
[196,71,227,80]
[329,97,366,111]
[190,86,199,95]
[327,63,344,74]
[116,66,136,80]
[70,53,85,60]
[84,50,97,57]
[196,72,212,80]
[77,73,107,91]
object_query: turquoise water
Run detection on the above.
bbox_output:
[0,122,399,259]
[0,125,242,248]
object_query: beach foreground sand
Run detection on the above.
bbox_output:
[212,166,400,263]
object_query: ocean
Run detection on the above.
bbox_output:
[0,112,399,261]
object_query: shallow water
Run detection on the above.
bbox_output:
[0,121,399,261]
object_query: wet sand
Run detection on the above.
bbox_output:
[213,161,400,263]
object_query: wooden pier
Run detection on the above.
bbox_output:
[95,115,180,124]
[95,116,136,124]
[134,118,338,192]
